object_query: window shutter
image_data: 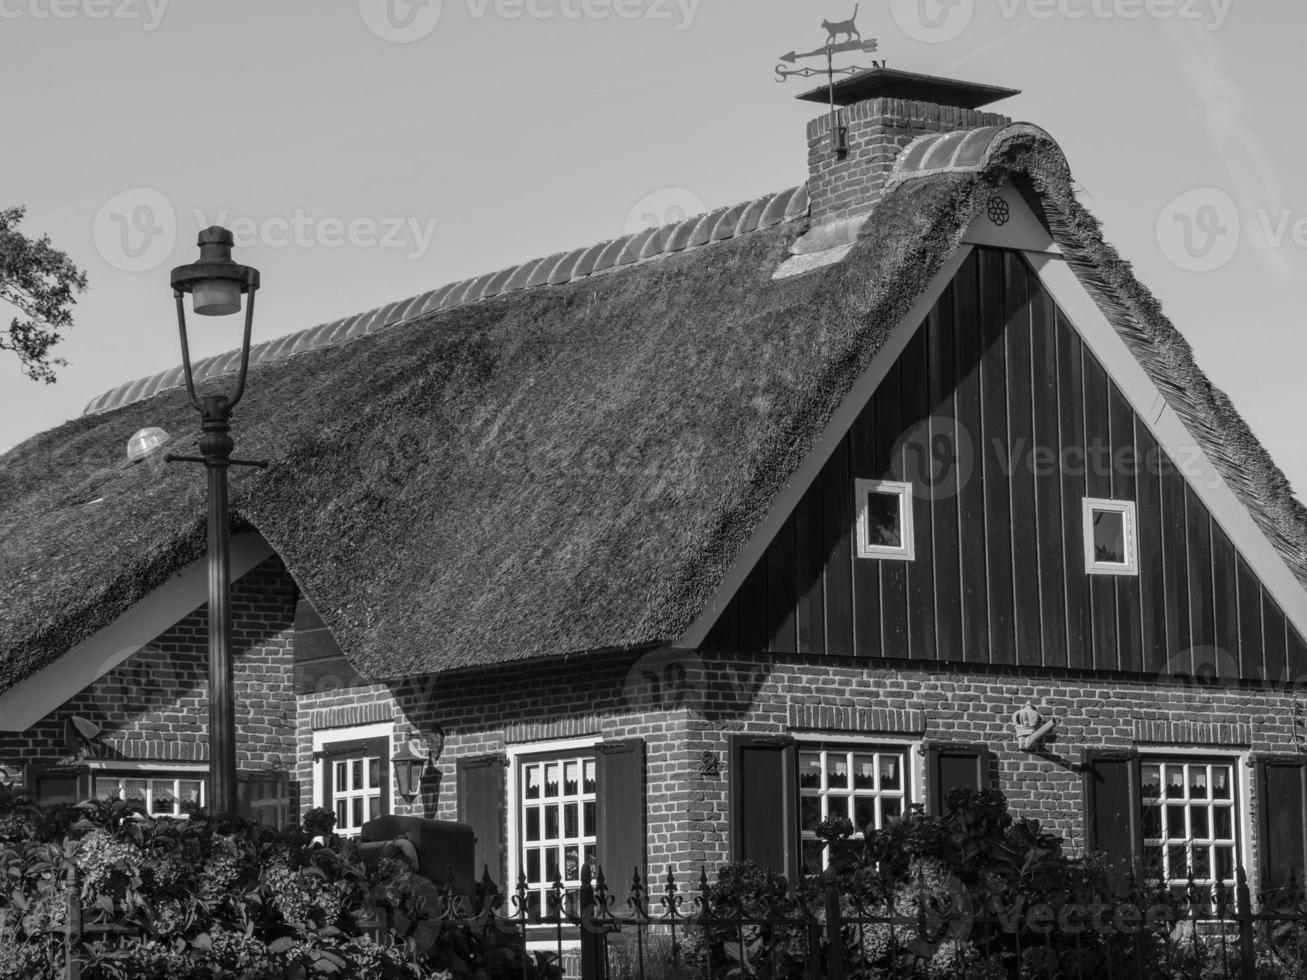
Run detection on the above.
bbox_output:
[1256,757,1307,893]
[457,755,507,887]
[925,744,992,815]
[729,735,798,878]
[596,739,647,898]
[1082,750,1142,870]
[25,765,91,805]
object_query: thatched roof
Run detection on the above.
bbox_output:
[3,124,1305,692]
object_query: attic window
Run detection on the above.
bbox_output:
[1083,499,1138,576]
[855,480,915,561]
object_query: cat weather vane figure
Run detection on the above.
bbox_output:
[776,5,884,156]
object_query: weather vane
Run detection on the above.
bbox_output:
[776,6,884,155]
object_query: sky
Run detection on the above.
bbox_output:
[1,0,1305,495]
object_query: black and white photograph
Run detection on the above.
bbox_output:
[2,2,1307,977]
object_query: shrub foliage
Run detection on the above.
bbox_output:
[0,787,556,980]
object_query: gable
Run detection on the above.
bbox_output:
[702,245,1307,683]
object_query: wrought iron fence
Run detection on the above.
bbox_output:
[16,863,1307,979]
[570,864,1307,980]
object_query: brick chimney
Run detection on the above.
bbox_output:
[802,69,1020,223]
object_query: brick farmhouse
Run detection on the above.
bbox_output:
[3,70,1307,915]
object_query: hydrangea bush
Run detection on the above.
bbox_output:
[0,787,557,980]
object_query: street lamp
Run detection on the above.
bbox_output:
[166,227,264,816]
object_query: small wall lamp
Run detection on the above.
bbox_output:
[392,727,445,802]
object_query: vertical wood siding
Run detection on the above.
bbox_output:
[704,247,1307,681]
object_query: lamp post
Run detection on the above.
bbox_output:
[166,227,263,816]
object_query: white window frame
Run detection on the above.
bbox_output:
[90,764,208,818]
[855,479,915,561]
[312,722,393,838]
[1138,753,1244,893]
[505,736,598,946]
[1083,498,1139,576]
[797,739,916,871]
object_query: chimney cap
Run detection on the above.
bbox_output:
[798,67,1020,110]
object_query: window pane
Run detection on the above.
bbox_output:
[853,756,875,790]
[583,801,595,837]
[1190,807,1209,839]
[1212,768,1232,799]
[866,492,902,548]
[336,800,347,827]
[880,756,901,791]
[525,765,541,800]
[527,849,541,883]
[854,796,875,833]
[335,761,346,788]
[802,840,824,873]
[546,848,560,882]
[1192,847,1211,881]
[564,762,579,796]
[124,780,147,807]
[826,795,849,820]
[1215,847,1235,882]
[544,764,560,798]
[799,754,822,789]
[1165,767,1185,799]
[882,798,902,822]
[368,795,380,822]
[545,804,559,840]
[564,803,578,839]
[1141,764,1162,799]
[526,808,540,842]
[1092,509,1126,563]
[95,777,121,800]
[179,781,202,813]
[151,780,176,815]
[1167,844,1188,877]
[352,797,363,828]
[1166,805,1187,837]
[565,846,579,881]
[1213,807,1233,840]
[1143,805,1162,840]
[827,755,848,789]
[351,760,363,790]
[800,796,821,831]
[368,757,380,789]
[1190,769,1208,799]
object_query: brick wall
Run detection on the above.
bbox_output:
[806,98,1011,222]
[299,648,1302,884]
[0,556,298,797]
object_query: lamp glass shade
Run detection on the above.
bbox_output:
[192,279,242,317]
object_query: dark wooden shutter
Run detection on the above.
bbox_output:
[596,739,647,897]
[1257,757,1307,893]
[729,735,798,878]
[1082,750,1142,870]
[925,744,992,815]
[457,755,507,887]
